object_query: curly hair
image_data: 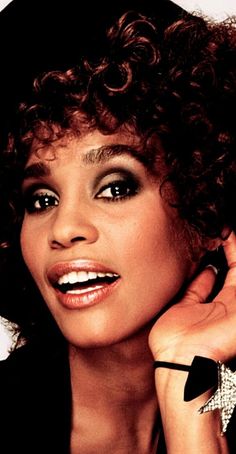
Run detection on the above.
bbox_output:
[1,10,236,346]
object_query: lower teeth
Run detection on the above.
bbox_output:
[67,285,104,295]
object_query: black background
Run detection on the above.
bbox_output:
[0,0,185,143]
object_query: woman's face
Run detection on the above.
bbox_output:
[20,129,195,348]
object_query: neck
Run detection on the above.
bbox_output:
[69,327,156,403]
[69,328,160,453]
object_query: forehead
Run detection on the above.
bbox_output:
[27,129,143,166]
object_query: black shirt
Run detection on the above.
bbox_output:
[0,344,235,453]
[0,344,71,453]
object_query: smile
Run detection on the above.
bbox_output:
[47,261,120,309]
[56,270,119,294]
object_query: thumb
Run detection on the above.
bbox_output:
[183,265,217,305]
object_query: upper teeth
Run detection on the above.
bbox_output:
[57,271,119,285]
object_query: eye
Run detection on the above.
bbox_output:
[24,188,59,213]
[96,178,139,201]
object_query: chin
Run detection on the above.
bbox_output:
[66,334,123,350]
[59,324,124,350]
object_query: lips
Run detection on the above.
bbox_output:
[47,260,120,309]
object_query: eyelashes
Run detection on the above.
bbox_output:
[23,188,59,214]
[23,176,140,214]
[96,178,139,201]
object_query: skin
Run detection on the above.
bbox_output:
[150,236,236,453]
[20,128,235,452]
[20,129,195,350]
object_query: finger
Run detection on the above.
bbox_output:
[183,265,217,305]
[223,231,236,286]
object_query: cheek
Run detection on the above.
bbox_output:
[20,221,30,265]
[116,204,185,267]
[117,206,193,302]
[20,219,43,278]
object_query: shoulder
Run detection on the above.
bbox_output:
[0,343,55,419]
[0,343,71,453]
[0,341,71,400]
[0,345,44,451]
[0,344,35,391]
[0,342,53,391]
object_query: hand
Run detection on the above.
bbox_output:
[149,231,236,364]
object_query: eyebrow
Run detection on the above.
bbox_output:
[23,161,51,180]
[82,145,142,164]
[23,144,144,181]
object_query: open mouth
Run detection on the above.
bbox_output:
[54,271,120,295]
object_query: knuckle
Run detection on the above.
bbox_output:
[228,261,236,269]
[184,288,204,304]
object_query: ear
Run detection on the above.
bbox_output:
[204,227,232,252]
[205,238,222,251]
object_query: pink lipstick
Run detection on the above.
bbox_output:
[47,260,120,309]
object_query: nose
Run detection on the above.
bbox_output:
[49,201,99,249]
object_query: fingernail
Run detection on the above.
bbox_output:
[205,264,218,275]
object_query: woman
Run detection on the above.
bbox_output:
[1,6,236,453]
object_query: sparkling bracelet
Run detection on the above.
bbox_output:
[154,355,236,434]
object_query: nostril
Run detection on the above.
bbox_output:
[50,236,86,249]
[71,236,87,243]
[49,221,99,248]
